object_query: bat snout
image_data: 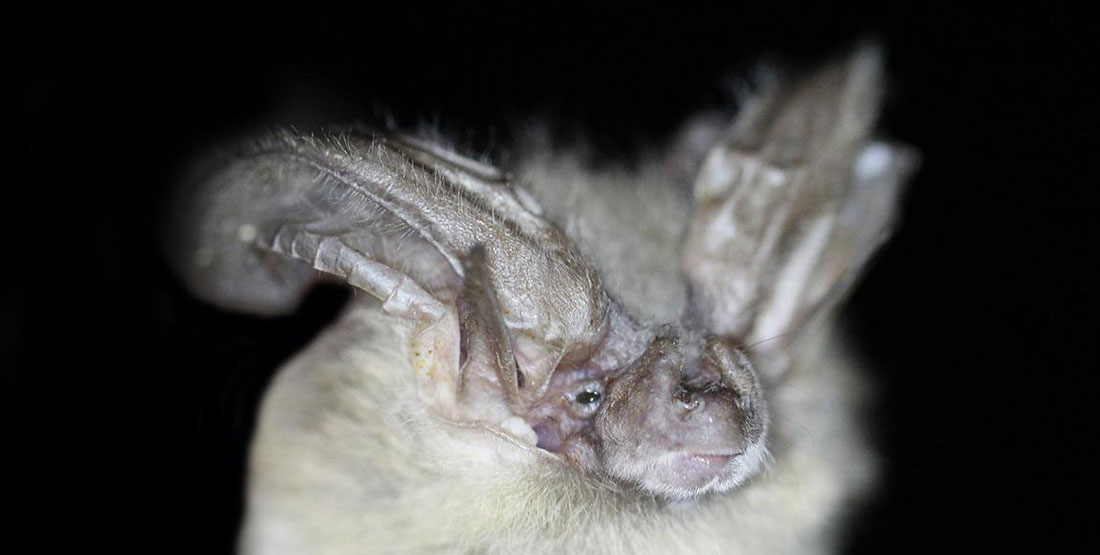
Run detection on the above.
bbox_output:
[596,333,767,497]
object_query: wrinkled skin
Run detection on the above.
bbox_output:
[455,241,766,497]
[563,336,769,499]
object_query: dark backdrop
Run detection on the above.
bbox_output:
[5,5,1091,553]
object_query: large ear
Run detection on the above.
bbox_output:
[169,129,610,407]
[683,46,918,373]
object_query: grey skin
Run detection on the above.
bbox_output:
[455,241,766,498]
[171,44,916,549]
[563,336,769,499]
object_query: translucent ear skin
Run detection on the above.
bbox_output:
[456,245,522,407]
[169,131,461,319]
[170,129,612,413]
[683,46,917,374]
[168,146,327,316]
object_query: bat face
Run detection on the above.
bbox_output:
[170,45,915,549]
[472,283,769,499]
[442,205,769,499]
[571,335,768,498]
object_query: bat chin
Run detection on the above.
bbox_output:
[625,451,747,500]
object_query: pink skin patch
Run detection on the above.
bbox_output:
[527,365,609,452]
[673,453,736,489]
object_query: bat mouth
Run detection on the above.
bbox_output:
[678,451,740,474]
[688,453,738,466]
[641,451,744,497]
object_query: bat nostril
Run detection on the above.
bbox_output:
[675,388,701,410]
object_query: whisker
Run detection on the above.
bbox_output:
[746,333,792,350]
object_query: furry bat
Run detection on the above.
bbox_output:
[170,46,916,553]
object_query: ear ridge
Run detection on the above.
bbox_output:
[457,245,522,406]
[170,127,612,423]
[170,130,465,318]
[683,46,917,371]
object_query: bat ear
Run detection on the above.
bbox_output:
[169,130,466,322]
[457,245,522,405]
[169,129,611,423]
[682,45,918,377]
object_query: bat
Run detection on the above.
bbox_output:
[169,45,916,554]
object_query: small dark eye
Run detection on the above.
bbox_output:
[567,382,605,417]
[576,390,601,405]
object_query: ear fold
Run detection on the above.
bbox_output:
[457,245,522,406]
[682,46,918,373]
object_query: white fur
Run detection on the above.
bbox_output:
[239,299,874,554]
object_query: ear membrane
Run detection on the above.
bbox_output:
[457,245,522,407]
[682,46,918,376]
[170,131,462,320]
[170,129,611,426]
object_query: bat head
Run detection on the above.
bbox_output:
[561,335,768,499]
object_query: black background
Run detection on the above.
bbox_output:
[4,5,1092,553]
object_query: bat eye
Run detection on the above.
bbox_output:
[568,382,604,417]
[577,390,601,405]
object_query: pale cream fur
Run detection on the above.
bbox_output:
[239,298,875,554]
